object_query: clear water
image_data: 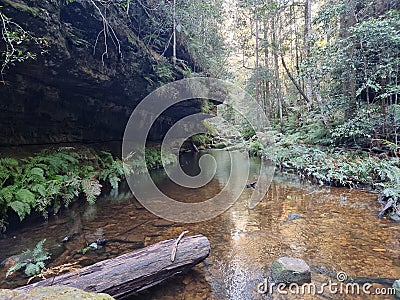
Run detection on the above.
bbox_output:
[0,150,399,299]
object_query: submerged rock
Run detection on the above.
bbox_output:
[1,255,21,270]
[393,279,400,297]
[287,213,303,221]
[271,257,311,284]
[0,286,114,299]
[389,213,400,223]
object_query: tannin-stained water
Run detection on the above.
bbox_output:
[0,150,399,299]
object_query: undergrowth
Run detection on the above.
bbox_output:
[6,239,50,278]
[259,132,400,218]
[124,147,177,173]
[0,148,130,225]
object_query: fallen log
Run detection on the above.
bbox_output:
[16,234,210,299]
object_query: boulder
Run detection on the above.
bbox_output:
[389,213,400,223]
[271,257,311,284]
[0,286,114,300]
[393,279,400,297]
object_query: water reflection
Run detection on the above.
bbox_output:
[0,151,399,300]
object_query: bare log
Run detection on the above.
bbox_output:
[16,235,210,299]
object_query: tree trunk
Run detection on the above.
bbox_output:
[304,0,313,104]
[263,17,270,118]
[255,4,261,129]
[271,13,283,130]
[16,235,210,299]
[281,56,311,104]
[172,0,177,64]
[340,0,357,118]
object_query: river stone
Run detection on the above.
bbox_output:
[288,213,303,221]
[393,279,400,297]
[0,286,114,300]
[271,257,311,284]
[389,213,400,223]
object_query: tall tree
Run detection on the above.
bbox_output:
[304,0,313,104]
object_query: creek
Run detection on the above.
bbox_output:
[0,150,399,299]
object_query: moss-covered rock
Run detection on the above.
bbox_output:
[0,286,114,300]
[271,257,311,284]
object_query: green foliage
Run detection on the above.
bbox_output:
[0,8,47,81]
[191,134,210,146]
[153,63,174,84]
[128,0,227,76]
[175,0,228,76]
[0,148,128,224]
[248,140,263,157]
[145,148,176,170]
[240,121,256,141]
[124,147,177,174]
[201,100,212,114]
[97,151,131,190]
[214,142,227,149]
[297,6,400,150]
[6,239,50,277]
[203,121,217,135]
[267,135,400,190]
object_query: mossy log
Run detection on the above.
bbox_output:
[16,235,210,299]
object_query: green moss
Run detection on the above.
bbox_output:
[2,0,40,16]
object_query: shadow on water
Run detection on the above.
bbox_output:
[0,150,399,299]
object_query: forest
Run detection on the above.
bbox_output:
[0,0,400,299]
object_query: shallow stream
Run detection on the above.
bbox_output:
[0,150,399,299]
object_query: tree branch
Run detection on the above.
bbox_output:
[281,56,311,103]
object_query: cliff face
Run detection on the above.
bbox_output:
[0,0,201,145]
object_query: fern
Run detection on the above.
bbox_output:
[109,176,120,190]
[0,148,129,223]
[6,239,50,277]
[6,260,26,278]
[9,201,31,221]
[81,178,102,205]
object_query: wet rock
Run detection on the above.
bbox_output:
[288,213,303,221]
[0,286,114,299]
[389,213,400,223]
[271,257,311,284]
[393,280,400,297]
[0,0,203,145]
[1,255,20,270]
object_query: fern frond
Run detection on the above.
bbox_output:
[10,201,31,221]
[6,260,27,277]
[81,179,102,205]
